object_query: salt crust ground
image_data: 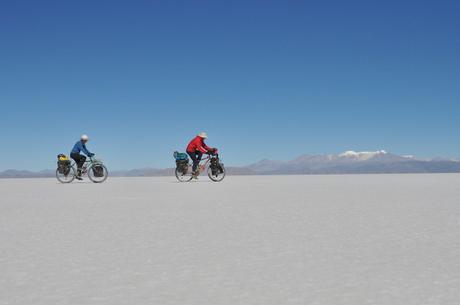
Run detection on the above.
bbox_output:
[1,174,459,305]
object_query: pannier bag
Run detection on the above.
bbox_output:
[92,165,104,177]
[210,156,223,176]
[174,151,189,174]
[57,154,71,175]
[176,159,189,174]
[173,151,189,161]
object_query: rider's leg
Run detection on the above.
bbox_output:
[187,151,198,172]
[187,151,203,173]
[194,151,203,177]
[70,153,86,176]
[196,151,203,162]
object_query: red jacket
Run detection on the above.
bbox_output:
[187,136,211,153]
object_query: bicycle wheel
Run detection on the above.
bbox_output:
[56,166,76,183]
[175,165,193,182]
[88,164,109,183]
[207,164,226,182]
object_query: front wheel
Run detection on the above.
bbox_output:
[175,165,193,182]
[56,166,76,184]
[208,164,226,182]
[88,164,109,183]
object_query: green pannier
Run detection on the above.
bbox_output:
[174,151,189,174]
[174,151,189,161]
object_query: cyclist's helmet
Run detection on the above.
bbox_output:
[81,134,89,141]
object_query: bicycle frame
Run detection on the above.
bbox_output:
[69,157,97,175]
[195,154,218,173]
[198,155,210,169]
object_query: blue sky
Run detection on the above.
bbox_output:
[1,0,459,170]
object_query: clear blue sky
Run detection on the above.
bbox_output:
[1,0,459,170]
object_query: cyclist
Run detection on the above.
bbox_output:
[70,134,95,180]
[186,132,217,178]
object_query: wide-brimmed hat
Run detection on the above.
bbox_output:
[198,132,208,139]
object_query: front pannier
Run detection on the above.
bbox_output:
[92,165,104,177]
[210,156,223,176]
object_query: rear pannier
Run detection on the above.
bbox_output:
[57,154,71,175]
[174,151,189,174]
[174,151,188,160]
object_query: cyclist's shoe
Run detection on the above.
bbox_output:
[76,169,83,180]
[192,170,199,179]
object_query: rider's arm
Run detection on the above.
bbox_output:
[198,146,208,153]
[81,144,93,156]
[200,141,212,153]
[196,143,209,153]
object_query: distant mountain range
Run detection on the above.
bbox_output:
[0,169,55,178]
[242,150,460,175]
[1,151,460,178]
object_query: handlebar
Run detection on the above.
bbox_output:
[206,148,219,156]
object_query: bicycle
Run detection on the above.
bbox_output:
[56,157,109,184]
[175,153,226,182]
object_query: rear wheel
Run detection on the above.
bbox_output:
[175,165,193,182]
[56,166,76,183]
[88,164,109,183]
[207,164,226,182]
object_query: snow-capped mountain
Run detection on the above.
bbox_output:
[339,150,388,160]
[243,151,460,174]
[338,150,388,160]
